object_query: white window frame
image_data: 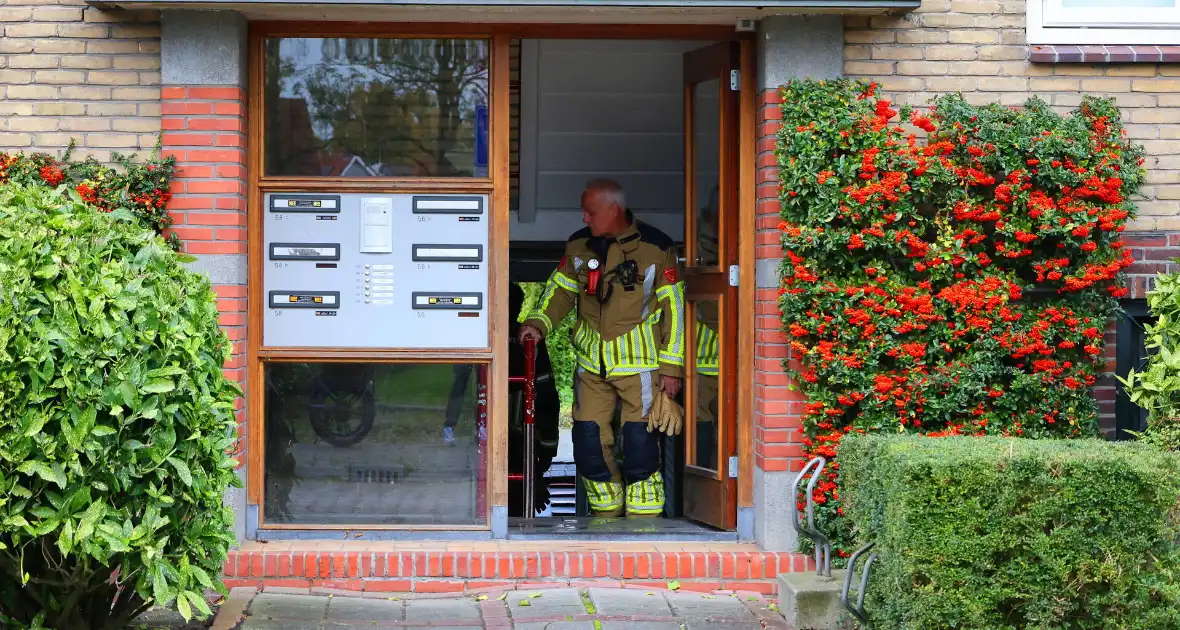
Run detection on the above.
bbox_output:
[1028,0,1180,45]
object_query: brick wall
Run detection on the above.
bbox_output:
[222,543,811,595]
[160,85,249,446]
[0,0,160,161]
[754,88,807,474]
[845,0,1180,233]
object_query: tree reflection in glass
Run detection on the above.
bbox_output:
[264,37,490,178]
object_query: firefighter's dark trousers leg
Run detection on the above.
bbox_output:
[573,370,664,517]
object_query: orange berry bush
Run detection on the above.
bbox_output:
[776,79,1146,558]
[0,143,178,249]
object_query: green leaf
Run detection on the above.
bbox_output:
[185,591,212,618]
[176,592,192,621]
[141,379,175,394]
[667,580,681,591]
[167,457,193,486]
[57,519,75,555]
[151,567,170,605]
[188,565,215,590]
[22,413,48,437]
[34,264,60,279]
[18,461,66,488]
[147,366,186,379]
[119,381,136,406]
[76,501,105,540]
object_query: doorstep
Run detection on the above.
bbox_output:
[222,540,813,595]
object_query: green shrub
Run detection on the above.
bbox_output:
[0,184,240,628]
[1120,270,1180,451]
[519,281,575,415]
[839,434,1180,630]
[775,78,1145,557]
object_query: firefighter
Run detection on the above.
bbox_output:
[519,179,685,518]
[507,282,560,516]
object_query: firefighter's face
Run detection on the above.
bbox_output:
[582,189,621,237]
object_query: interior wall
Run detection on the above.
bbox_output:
[512,39,710,243]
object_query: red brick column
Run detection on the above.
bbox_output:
[161,85,248,447]
[753,88,808,477]
[1096,233,1180,435]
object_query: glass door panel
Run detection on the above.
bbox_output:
[680,41,739,531]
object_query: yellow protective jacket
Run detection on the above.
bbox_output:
[525,219,685,380]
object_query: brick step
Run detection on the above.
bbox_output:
[222,541,812,595]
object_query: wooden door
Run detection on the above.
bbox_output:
[680,41,739,531]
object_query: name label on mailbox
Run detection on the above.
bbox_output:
[412,244,484,262]
[270,243,341,261]
[413,292,483,310]
[270,194,342,213]
[269,291,341,309]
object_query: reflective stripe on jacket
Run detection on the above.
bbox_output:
[525,219,686,380]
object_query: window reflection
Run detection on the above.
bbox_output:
[692,79,721,267]
[693,299,721,471]
[264,362,484,526]
[264,38,490,178]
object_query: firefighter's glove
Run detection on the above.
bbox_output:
[645,389,684,436]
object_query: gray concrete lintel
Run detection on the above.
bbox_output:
[755,258,781,289]
[757,14,844,92]
[753,466,799,552]
[491,505,508,539]
[243,500,258,542]
[737,506,755,542]
[162,9,248,86]
[185,253,246,286]
[225,468,248,543]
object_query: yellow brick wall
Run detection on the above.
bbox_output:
[846,0,1179,232]
[0,0,160,162]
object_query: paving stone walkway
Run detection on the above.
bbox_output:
[213,586,790,629]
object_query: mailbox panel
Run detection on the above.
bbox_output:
[263,193,490,349]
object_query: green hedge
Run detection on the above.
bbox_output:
[839,434,1180,630]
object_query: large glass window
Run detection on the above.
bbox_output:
[1030,0,1180,44]
[263,362,484,526]
[264,37,490,178]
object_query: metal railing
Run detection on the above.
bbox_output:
[791,455,879,628]
[841,541,878,629]
[789,456,833,578]
[507,337,538,518]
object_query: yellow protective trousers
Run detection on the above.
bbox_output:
[572,370,665,517]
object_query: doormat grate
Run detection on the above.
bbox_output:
[348,464,405,483]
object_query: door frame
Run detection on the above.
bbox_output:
[244,20,757,534]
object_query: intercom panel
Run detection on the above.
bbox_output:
[262,193,490,349]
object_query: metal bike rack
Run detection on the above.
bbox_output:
[789,456,833,578]
[507,337,538,519]
[841,541,878,629]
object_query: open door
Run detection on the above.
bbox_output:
[680,42,739,531]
